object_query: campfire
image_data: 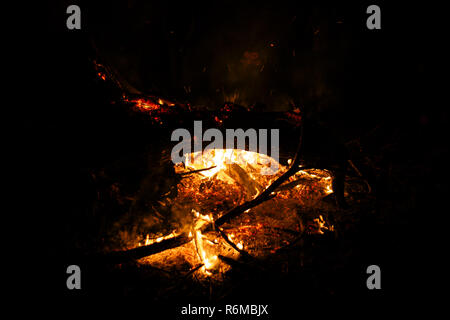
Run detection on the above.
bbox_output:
[88,57,363,287]
[42,1,423,302]
[105,148,336,280]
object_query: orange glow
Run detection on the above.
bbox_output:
[97,72,106,81]
[123,96,176,113]
[129,98,160,111]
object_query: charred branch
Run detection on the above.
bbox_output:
[217,227,253,259]
[99,234,191,264]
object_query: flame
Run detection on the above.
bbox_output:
[182,149,279,180]
[191,210,219,274]
[195,228,218,274]
[178,149,333,199]
[139,230,179,247]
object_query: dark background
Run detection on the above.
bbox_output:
[22,0,446,313]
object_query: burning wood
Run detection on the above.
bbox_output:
[101,233,192,264]
[105,142,338,279]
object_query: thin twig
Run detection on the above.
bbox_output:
[217,227,253,259]
[184,263,204,278]
[179,166,217,176]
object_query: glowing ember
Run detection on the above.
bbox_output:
[122,96,175,114]
[127,98,161,111]
[97,72,106,81]
[308,215,333,235]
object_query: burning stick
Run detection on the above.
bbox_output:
[183,263,205,278]
[217,227,252,259]
[178,165,217,176]
[100,234,192,264]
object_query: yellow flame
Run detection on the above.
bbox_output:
[179,149,333,196]
[183,149,279,179]
[195,228,218,274]
[325,184,333,194]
